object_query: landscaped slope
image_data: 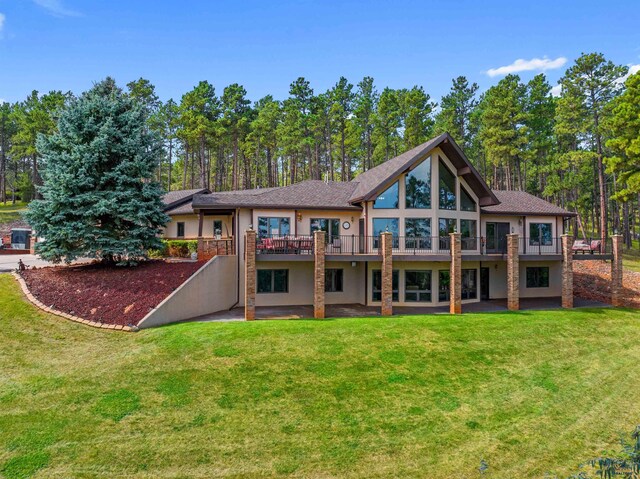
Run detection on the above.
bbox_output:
[1,275,640,478]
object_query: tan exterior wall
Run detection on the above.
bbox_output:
[482,260,562,299]
[137,255,238,329]
[164,214,234,239]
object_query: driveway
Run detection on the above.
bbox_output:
[0,254,91,273]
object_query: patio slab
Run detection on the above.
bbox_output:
[189,296,610,322]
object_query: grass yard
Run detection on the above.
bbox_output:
[0,202,27,226]
[2,275,640,478]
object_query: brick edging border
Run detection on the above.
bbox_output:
[11,272,136,332]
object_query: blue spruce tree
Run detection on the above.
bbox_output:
[27,78,169,264]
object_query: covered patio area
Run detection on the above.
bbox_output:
[189,296,610,322]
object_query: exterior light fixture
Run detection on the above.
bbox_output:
[351,261,356,267]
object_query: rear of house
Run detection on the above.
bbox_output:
[156,133,614,324]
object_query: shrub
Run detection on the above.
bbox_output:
[165,240,198,258]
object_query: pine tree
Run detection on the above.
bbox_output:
[26,78,168,265]
[434,76,479,150]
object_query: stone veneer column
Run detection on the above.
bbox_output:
[449,232,462,314]
[507,233,520,311]
[380,232,393,316]
[561,234,573,308]
[197,237,204,260]
[244,229,256,321]
[314,230,326,319]
[611,234,623,307]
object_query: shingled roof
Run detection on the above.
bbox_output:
[349,132,498,207]
[481,190,577,217]
[192,180,361,210]
[162,188,209,212]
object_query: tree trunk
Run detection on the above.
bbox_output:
[182,145,188,190]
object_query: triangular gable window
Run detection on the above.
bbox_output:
[373,181,399,209]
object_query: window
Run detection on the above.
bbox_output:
[372,218,399,248]
[373,181,399,209]
[460,219,477,250]
[526,267,550,288]
[438,270,450,301]
[529,223,552,246]
[438,218,456,250]
[405,218,431,249]
[311,218,340,242]
[405,157,431,208]
[462,269,477,299]
[258,217,290,238]
[439,158,457,210]
[257,269,288,293]
[325,269,344,293]
[372,270,399,302]
[460,185,476,212]
[176,222,185,238]
[405,270,432,302]
[213,220,223,236]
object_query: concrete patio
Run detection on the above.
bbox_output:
[188,296,610,322]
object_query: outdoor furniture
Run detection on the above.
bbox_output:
[1,235,10,249]
[572,239,602,254]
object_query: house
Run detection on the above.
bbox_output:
[155,132,617,324]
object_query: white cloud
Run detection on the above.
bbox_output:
[616,64,640,85]
[32,0,81,18]
[550,84,562,97]
[486,56,568,77]
[0,13,5,36]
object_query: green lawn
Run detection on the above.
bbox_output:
[0,202,27,227]
[2,275,640,478]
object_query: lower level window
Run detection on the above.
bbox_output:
[461,269,477,299]
[177,222,185,238]
[405,270,432,302]
[438,270,450,301]
[372,269,399,302]
[325,269,344,292]
[257,269,288,293]
[526,267,549,288]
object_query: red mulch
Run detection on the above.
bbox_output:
[21,260,204,326]
[574,260,640,308]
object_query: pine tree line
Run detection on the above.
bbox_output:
[1,52,639,244]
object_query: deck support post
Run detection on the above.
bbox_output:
[245,229,256,321]
[381,232,393,316]
[197,210,205,259]
[611,235,623,307]
[314,231,326,319]
[449,232,462,314]
[561,234,573,308]
[507,233,520,311]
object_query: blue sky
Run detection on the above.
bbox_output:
[0,0,639,104]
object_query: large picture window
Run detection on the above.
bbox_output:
[257,269,288,293]
[529,223,553,246]
[439,158,457,210]
[405,270,432,302]
[405,218,432,249]
[460,219,477,250]
[438,218,456,250]
[460,185,476,212]
[462,269,477,299]
[311,218,340,242]
[325,269,344,293]
[526,267,550,288]
[405,157,431,208]
[373,181,399,209]
[372,218,399,248]
[438,270,450,302]
[372,270,399,302]
[258,217,290,238]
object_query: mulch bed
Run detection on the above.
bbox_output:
[21,260,204,327]
[574,260,640,308]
